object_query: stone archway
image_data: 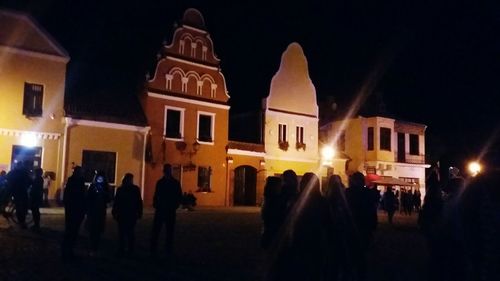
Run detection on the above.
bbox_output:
[233,165,257,206]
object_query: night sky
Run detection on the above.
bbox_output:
[3,0,500,172]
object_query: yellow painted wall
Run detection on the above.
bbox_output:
[0,49,67,191]
[65,125,144,192]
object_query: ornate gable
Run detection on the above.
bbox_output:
[148,8,229,103]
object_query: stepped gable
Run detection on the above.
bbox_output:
[265,42,318,117]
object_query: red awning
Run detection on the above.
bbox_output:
[365,173,380,187]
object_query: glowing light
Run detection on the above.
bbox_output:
[321,146,335,165]
[468,161,482,177]
[20,132,38,147]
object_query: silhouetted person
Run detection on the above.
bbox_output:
[42,172,52,207]
[461,172,500,281]
[260,176,282,249]
[85,171,110,256]
[324,174,358,280]
[441,176,467,281]
[150,164,182,257]
[265,172,329,281]
[112,173,143,255]
[418,163,444,281]
[345,171,377,281]
[382,186,397,224]
[412,190,421,212]
[280,169,298,220]
[29,167,44,231]
[62,166,86,260]
[7,161,31,228]
[0,170,7,204]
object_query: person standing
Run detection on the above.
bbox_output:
[382,186,397,224]
[42,172,52,207]
[260,176,282,249]
[85,171,110,256]
[345,172,377,281]
[112,173,143,255]
[7,161,31,228]
[61,166,87,261]
[29,168,44,232]
[150,164,182,257]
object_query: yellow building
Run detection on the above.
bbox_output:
[63,94,149,197]
[0,10,69,197]
[321,115,429,194]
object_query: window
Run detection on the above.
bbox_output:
[278,124,287,143]
[296,126,304,144]
[296,126,305,150]
[23,83,43,117]
[197,166,211,192]
[337,130,346,151]
[198,112,214,143]
[82,150,116,184]
[380,127,391,151]
[410,134,419,155]
[367,127,374,151]
[164,107,184,139]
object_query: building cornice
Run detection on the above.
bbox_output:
[148,92,230,110]
[265,155,318,163]
[0,127,61,140]
[227,149,266,158]
[65,118,149,132]
[0,45,69,63]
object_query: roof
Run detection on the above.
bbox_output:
[64,93,148,127]
[227,141,265,153]
[0,9,69,59]
[372,177,417,187]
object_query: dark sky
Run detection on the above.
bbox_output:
[3,0,500,170]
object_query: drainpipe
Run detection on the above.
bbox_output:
[141,126,151,199]
[61,117,72,187]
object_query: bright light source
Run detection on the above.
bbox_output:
[20,132,38,147]
[321,146,335,166]
[468,161,482,177]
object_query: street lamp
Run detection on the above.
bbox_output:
[321,145,335,166]
[468,161,482,177]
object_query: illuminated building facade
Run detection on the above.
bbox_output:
[320,116,428,193]
[142,9,230,206]
[0,10,69,197]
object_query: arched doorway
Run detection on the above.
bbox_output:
[233,165,257,206]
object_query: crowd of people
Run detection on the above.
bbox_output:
[1,162,183,262]
[418,165,500,281]
[260,170,379,281]
[2,161,499,280]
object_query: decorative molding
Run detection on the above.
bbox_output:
[148,92,230,110]
[0,45,69,63]
[67,118,149,132]
[227,149,266,158]
[166,56,218,71]
[265,155,318,163]
[182,24,208,34]
[266,108,318,120]
[0,128,61,140]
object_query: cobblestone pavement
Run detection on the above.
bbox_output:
[0,208,428,281]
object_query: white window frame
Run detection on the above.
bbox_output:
[164,105,185,141]
[296,126,304,144]
[278,123,288,143]
[197,111,215,145]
